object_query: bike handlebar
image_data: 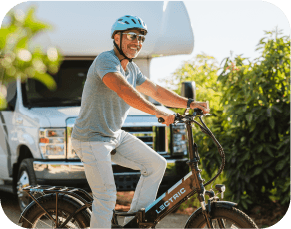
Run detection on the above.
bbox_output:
[158,108,205,124]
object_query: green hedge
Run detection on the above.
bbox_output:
[216,29,290,209]
[167,29,290,211]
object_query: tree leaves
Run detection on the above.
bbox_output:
[217,29,290,210]
[164,29,290,211]
[0,7,62,110]
[276,160,287,171]
[269,117,275,129]
[22,8,50,35]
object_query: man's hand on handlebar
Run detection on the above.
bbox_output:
[155,111,175,126]
[190,101,210,114]
[156,101,210,125]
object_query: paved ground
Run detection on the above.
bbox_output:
[0,190,189,228]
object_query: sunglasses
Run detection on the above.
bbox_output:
[123,32,146,43]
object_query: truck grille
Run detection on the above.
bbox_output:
[114,173,140,190]
[122,126,153,148]
[121,126,168,154]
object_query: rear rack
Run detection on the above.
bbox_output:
[21,185,93,228]
[22,185,93,205]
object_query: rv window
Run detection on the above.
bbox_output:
[22,60,92,107]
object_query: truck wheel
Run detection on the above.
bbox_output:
[17,158,37,212]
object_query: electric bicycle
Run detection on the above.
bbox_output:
[19,108,258,228]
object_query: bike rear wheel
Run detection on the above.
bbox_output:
[185,207,258,228]
[21,194,90,228]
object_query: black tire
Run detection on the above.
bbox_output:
[21,194,91,228]
[17,158,38,212]
[185,207,258,228]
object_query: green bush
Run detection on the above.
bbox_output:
[217,28,290,210]
[164,29,290,211]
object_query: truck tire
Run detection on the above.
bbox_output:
[17,158,38,212]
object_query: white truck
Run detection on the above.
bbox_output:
[0,1,194,211]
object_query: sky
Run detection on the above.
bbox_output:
[150,0,291,87]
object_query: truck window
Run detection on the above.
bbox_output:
[22,60,92,108]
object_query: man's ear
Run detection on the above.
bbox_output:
[114,33,120,45]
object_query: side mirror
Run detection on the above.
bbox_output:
[181,81,196,100]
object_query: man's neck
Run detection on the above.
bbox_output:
[113,48,129,71]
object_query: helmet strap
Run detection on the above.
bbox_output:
[113,32,133,63]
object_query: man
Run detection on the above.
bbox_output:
[71,15,209,228]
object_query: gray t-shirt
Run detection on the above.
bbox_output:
[71,50,147,142]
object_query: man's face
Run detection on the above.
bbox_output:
[116,29,144,59]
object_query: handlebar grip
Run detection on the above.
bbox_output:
[194,108,203,115]
[158,117,165,123]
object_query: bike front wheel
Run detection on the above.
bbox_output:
[185,207,258,228]
[21,194,91,228]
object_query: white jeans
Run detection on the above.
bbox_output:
[71,130,167,228]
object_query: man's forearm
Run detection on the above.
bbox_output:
[117,84,163,116]
[154,86,188,108]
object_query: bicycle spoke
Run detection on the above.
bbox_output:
[22,216,51,229]
[25,211,80,229]
[217,218,226,228]
[36,217,54,228]
[202,219,240,228]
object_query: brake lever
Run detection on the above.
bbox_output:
[184,108,190,115]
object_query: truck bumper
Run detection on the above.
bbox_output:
[33,158,189,191]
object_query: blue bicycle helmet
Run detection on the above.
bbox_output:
[111,15,148,63]
[111,15,148,39]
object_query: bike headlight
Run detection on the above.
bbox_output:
[39,128,66,159]
[172,124,187,155]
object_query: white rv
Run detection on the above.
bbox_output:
[0,1,194,211]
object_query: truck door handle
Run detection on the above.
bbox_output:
[16,117,23,124]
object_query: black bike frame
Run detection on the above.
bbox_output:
[22,110,223,228]
[124,111,214,228]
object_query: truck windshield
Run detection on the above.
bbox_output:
[22,60,93,108]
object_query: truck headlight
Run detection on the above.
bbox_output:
[39,128,66,159]
[172,124,187,155]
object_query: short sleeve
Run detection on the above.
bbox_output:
[135,63,147,86]
[95,52,121,80]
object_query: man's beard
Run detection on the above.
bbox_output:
[123,45,141,59]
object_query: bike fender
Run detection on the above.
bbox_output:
[19,193,60,223]
[19,197,39,223]
[184,201,238,228]
[214,201,237,209]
